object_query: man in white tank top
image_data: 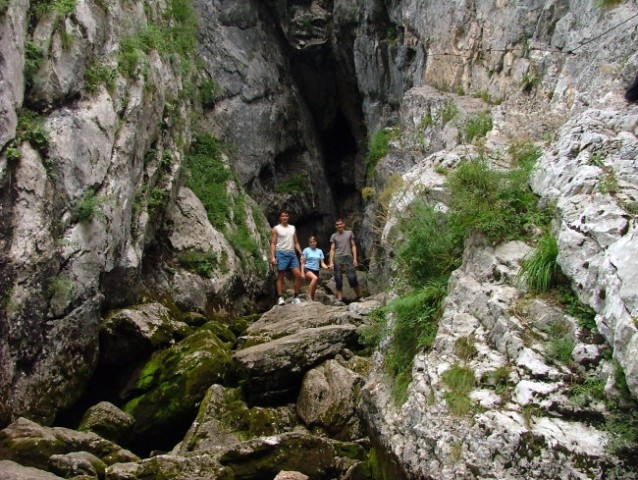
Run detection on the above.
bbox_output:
[270,210,303,305]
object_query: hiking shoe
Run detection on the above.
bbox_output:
[292,297,302,305]
[278,296,285,306]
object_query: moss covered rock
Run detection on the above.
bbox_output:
[123,329,233,441]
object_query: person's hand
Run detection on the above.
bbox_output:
[271,257,277,265]
[353,259,358,267]
[328,264,334,271]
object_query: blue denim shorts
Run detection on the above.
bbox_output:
[276,250,300,271]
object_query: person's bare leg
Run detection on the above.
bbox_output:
[292,267,302,294]
[276,272,285,296]
[308,273,318,300]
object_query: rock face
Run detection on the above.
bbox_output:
[1,0,638,478]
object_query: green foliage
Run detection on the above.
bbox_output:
[0,0,9,14]
[148,188,168,215]
[361,186,375,202]
[455,336,478,360]
[117,35,147,78]
[184,134,231,230]
[72,189,100,223]
[166,0,197,56]
[472,91,501,105]
[441,366,475,416]
[199,79,221,108]
[176,250,219,278]
[595,0,622,8]
[16,110,50,156]
[385,281,447,403]
[48,276,74,301]
[481,366,511,394]
[446,157,551,244]
[4,145,22,163]
[464,111,492,142]
[554,284,597,330]
[520,72,539,93]
[442,364,476,394]
[519,233,559,292]
[545,323,575,364]
[276,173,308,195]
[508,141,542,170]
[396,201,463,288]
[24,41,44,89]
[365,128,398,176]
[439,99,458,124]
[359,307,389,350]
[569,376,606,407]
[84,62,116,94]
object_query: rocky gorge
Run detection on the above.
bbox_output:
[1,0,638,478]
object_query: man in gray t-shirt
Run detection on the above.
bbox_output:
[329,218,361,303]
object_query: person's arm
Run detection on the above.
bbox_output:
[329,241,335,269]
[351,237,358,267]
[319,250,328,270]
[270,227,277,265]
[300,251,306,275]
[293,233,302,256]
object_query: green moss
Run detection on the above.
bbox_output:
[124,329,233,435]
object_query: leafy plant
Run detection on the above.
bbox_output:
[519,232,559,292]
[184,134,231,230]
[441,364,476,416]
[455,336,478,361]
[276,173,308,195]
[84,62,116,94]
[365,128,399,176]
[439,99,458,124]
[385,281,447,403]
[554,284,597,330]
[396,201,463,288]
[361,186,375,202]
[176,249,219,278]
[464,111,492,142]
[595,0,622,8]
[446,157,550,244]
[24,41,44,89]
[199,79,221,108]
[72,189,100,223]
[16,110,49,156]
[359,307,389,350]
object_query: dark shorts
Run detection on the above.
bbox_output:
[333,256,358,289]
[276,250,300,271]
[305,269,319,277]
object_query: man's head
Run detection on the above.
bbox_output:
[279,210,290,225]
[335,218,345,232]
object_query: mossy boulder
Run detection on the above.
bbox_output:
[0,417,138,471]
[179,385,297,453]
[123,329,233,441]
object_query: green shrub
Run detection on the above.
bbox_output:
[72,189,100,223]
[16,110,49,156]
[24,41,44,89]
[359,307,388,350]
[176,249,219,277]
[554,285,597,330]
[84,62,116,94]
[365,128,398,176]
[439,99,458,124]
[595,0,622,9]
[464,111,492,142]
[441,364,476,394]
[455,336,478,360]
[446,157,550,244]
[385,281,447,402]
[442,392,473,416]
[184,134,231,230]
[396,201,463,288]
[519,233,559,292]
[276,173,308,195]
[199,79,221,108]
[508,141,542,170]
